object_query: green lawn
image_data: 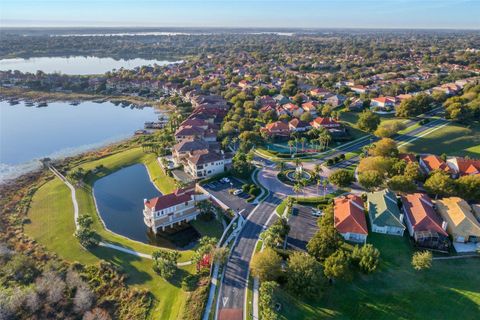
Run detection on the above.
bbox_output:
[25,174,194,319]
[190,218,224,241]
[399,122,480,157]
[277,233,480,319]
[25,147,224,319]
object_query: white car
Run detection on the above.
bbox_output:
[233,189,242,196]
[312,208,323,217]
[221,177,231,183]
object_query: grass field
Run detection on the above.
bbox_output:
[277,233,480,319]
[25,147,224,319]
[399,122,480,157]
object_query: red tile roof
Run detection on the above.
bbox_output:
[334,195,368,235]
[145,188,195,211]
[310,117,340,128]
[401,193,448,236]
[454,158,480,176]
[399,153,417,164]
[420,155,452,173]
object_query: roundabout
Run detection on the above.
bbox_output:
[277,166,316,186]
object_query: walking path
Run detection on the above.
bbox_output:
[48,165,192,266]
[433,255,478,260]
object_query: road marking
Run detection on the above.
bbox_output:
[222,297,229,307]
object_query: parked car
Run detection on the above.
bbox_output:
[312,208,323,217]
[233,189,242,196]
[221,177,231,183]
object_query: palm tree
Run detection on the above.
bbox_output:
[288,140,294,155]
[300,137,307,152]
[276,161,286,173]
[293,183,301,200]
[322,179,328,199]
[294,138,300,153]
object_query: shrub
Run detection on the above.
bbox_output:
[412,251,432,271]
[351,244,380,273]
[181,274,200,292]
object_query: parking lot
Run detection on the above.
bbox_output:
[287,204,319,251]
[202,177,256,218]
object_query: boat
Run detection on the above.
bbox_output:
[36,102,48,108]
[8,99,20,106]
[24,100,35,107]
[70,101,80,106]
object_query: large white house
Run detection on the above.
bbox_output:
[143,187,208,233]
[184,151,232,179]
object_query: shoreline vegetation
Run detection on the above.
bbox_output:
[0,87,173,111]
[0,137,213,319]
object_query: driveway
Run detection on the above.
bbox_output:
[202,177,255,218]
[287,204,319,251]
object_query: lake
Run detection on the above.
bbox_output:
[0,56,182,75]
[0,100,157,182]
[93,164,199,247]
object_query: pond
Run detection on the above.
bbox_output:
[0,100,157,182]
[0,56,182,75]
[93,164,199,247]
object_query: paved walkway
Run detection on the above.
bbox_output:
[49,165,192,266]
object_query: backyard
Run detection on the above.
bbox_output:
[277,233,480,319]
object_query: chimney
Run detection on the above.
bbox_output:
[442,221,448,231]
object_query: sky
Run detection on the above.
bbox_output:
[1,0,479,29]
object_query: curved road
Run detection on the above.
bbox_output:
[216,108,447,320]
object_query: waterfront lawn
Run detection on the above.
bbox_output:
[25,174,196,320]
[190,218,224,241]
[399,122,480,157]
[277,233,480,319]
[24,176,98,264]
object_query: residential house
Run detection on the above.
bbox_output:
[348,98,365,112]
[400,193,450,251]
[260,121,291,137]
[174,125,206,143]
[282,103,304,116]
[367,189,405,236]
[435,197,480,244]
[273,94,290,105]
[301,101,319,115]
[399,153,417,164]
[334,195,368,243]
[419,155,453,175]
[172,139,219,166]
[370,96,396,112]
[309,117,346,136]
[310,87,331,98]
[350,85,368,94]
[288,119,312,132]
[433,83,461,96]
[184,150,232,179]
[446,157,480,177]
[143,187,208,233]
[324,94,346,108]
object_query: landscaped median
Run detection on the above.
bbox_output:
[25,147,224,320]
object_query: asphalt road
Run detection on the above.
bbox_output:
[330,117,449,169]
[216,108,447,319]
[217,193,282,320]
